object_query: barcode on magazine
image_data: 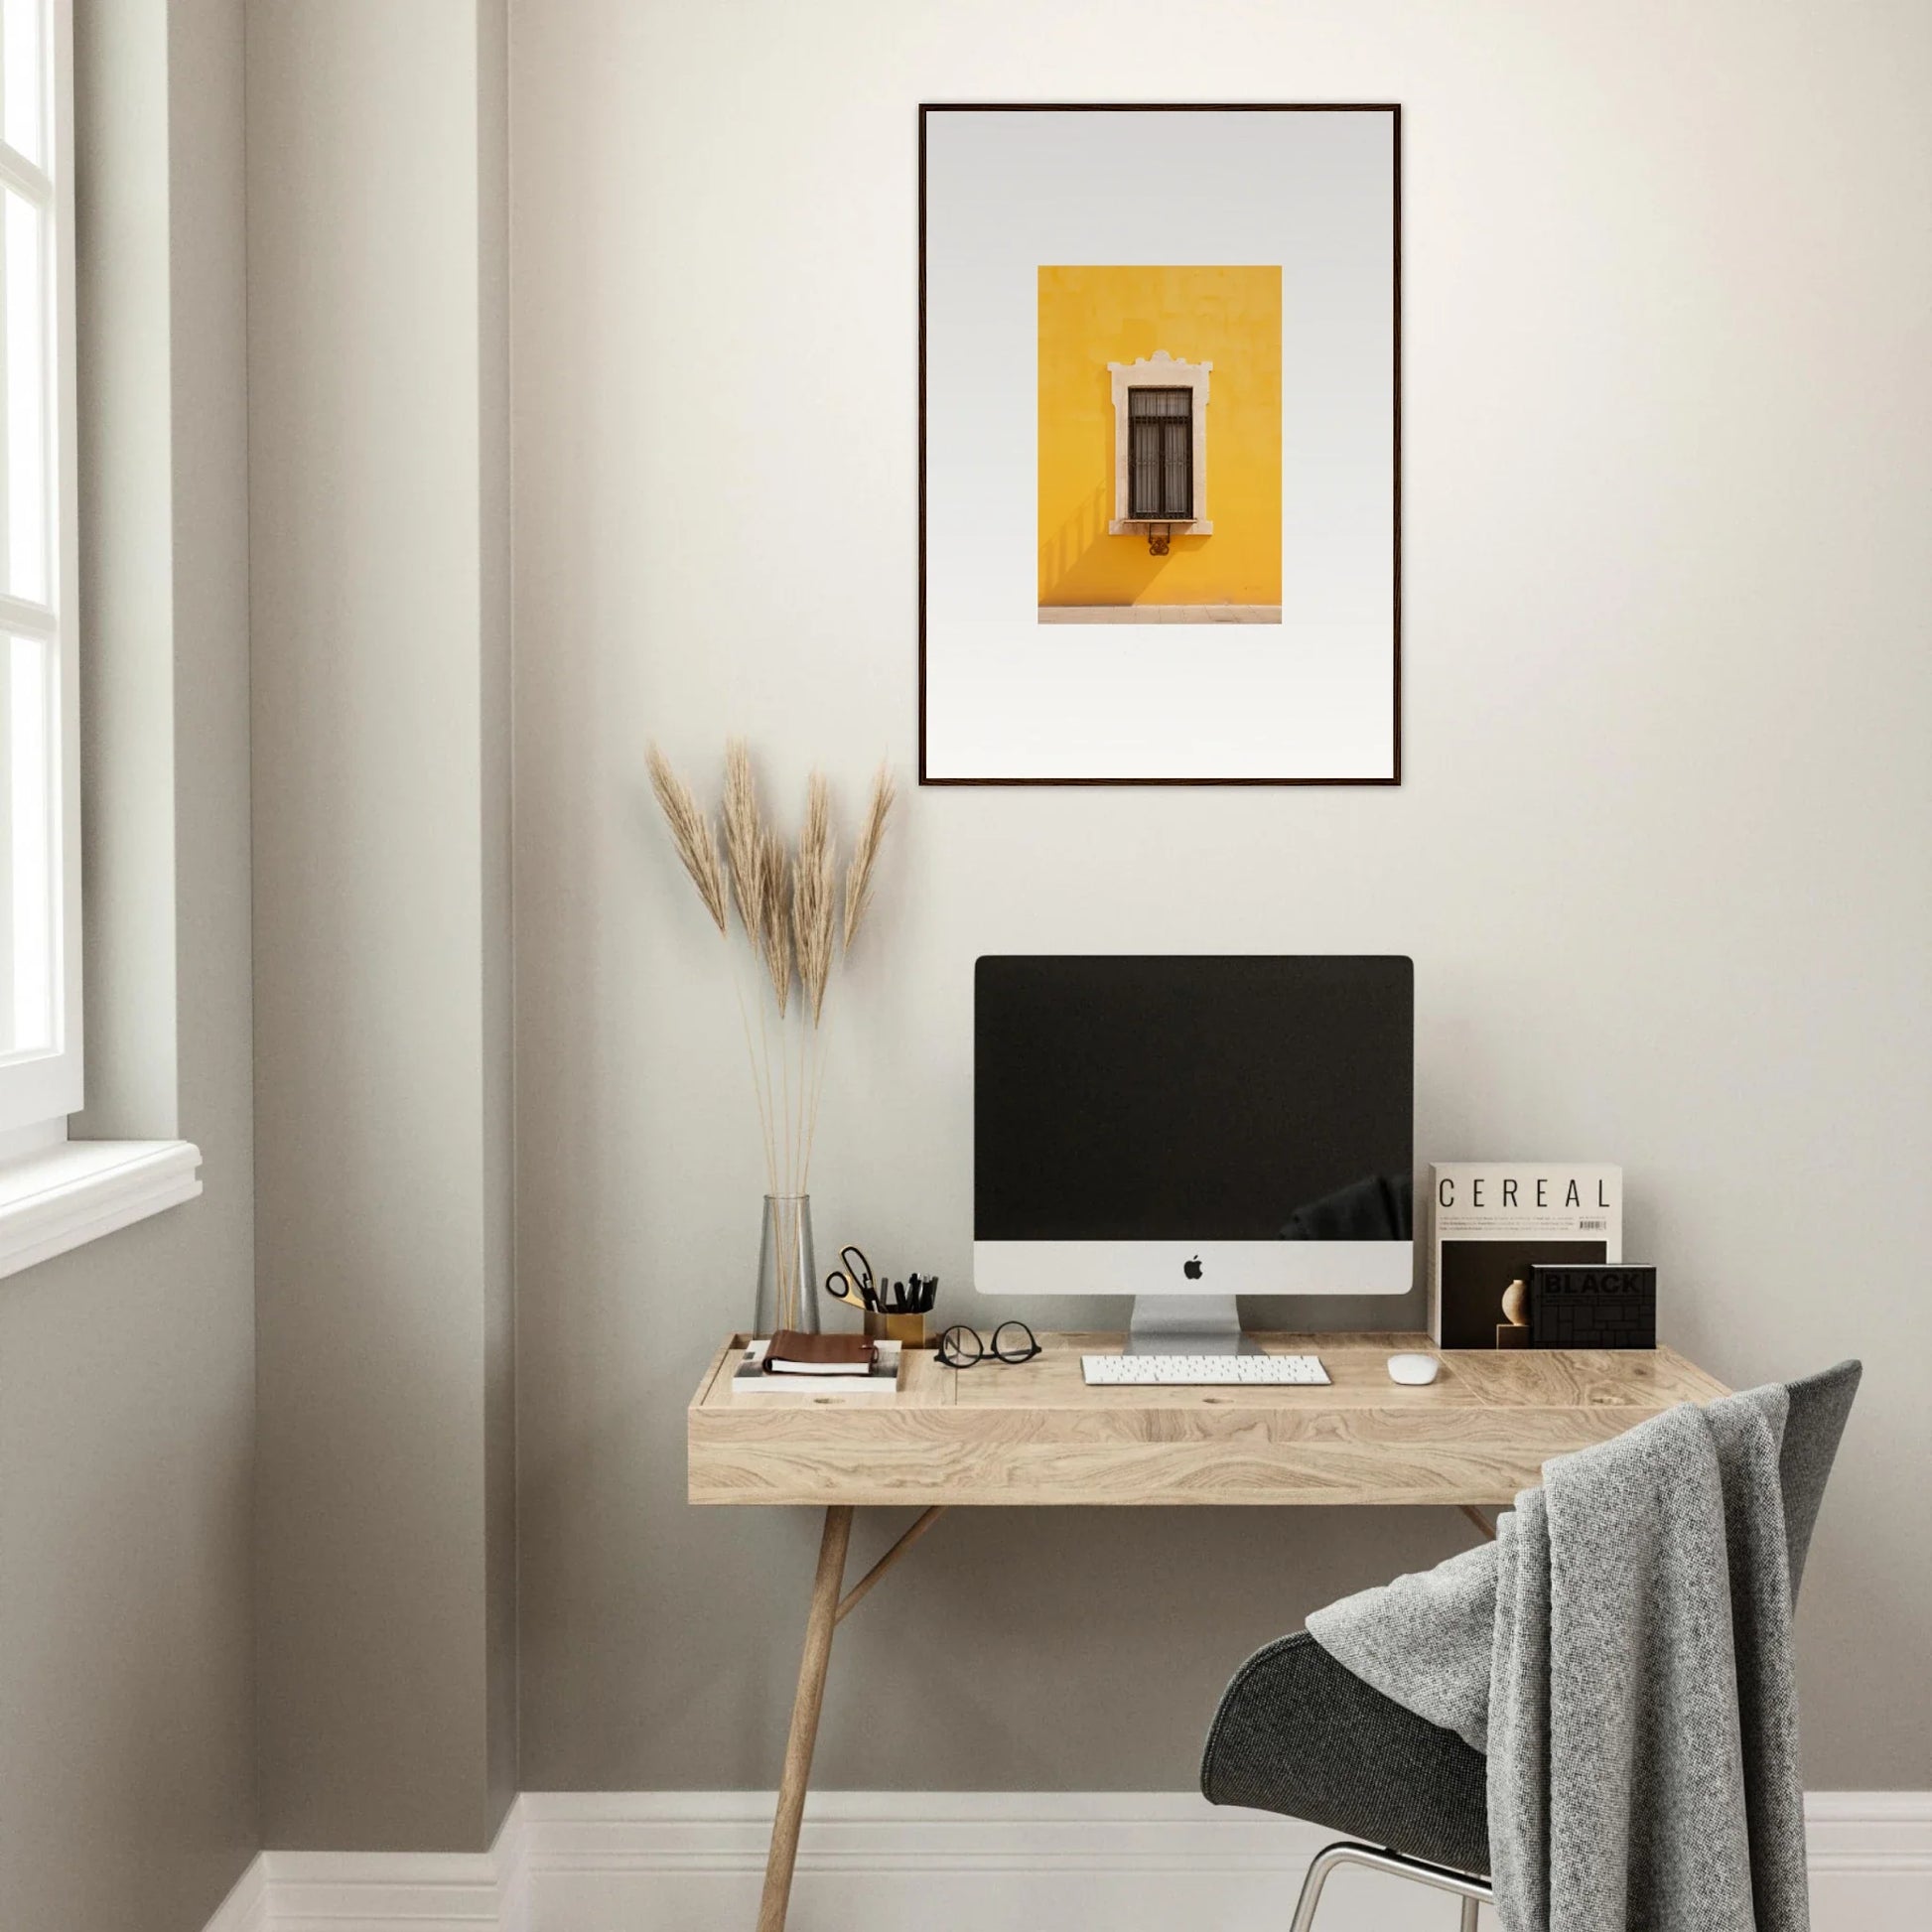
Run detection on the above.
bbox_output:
[1579,1218,1608,1230]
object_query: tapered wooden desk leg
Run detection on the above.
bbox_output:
[757,1504,853,1932]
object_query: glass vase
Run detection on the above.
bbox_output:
[754,1193,818,1338]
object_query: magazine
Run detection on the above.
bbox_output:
[1429,1164,1621,1349]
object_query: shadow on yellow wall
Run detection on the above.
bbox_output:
[1037,266,1281,613]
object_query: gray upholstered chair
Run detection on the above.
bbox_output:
[1200,1361,1861,1930]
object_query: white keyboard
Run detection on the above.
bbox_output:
[1081,1352,1329,1387]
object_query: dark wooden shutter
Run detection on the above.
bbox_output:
[1128,388,1192,519]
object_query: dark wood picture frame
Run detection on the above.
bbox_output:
[917,102,1402,787]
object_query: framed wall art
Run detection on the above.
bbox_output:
[918,104,1400,785]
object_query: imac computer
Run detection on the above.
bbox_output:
[974,955,1414,1354]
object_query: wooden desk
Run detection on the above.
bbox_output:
[688,1331,1726,1930]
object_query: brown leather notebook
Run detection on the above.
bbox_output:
[764,1330,878,1375]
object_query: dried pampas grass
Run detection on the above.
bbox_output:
[645,741,895,1197]
[843,761,895,953]
[722,739,765,940]
[758,826,792,1019]
[646,746,727,935]
[792,774,836,1025]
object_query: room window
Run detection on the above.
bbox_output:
[0,1,201,1277]
[1128,388,1193,520]
[1106,350,1213,539]
[0,0,78,1140]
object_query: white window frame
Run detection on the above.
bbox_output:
[1106,350,1214,537]
[0,0,78,1142]
[0,2,200,1279]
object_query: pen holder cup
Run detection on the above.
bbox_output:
[867,1310,927,1348]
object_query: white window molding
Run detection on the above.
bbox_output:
[0,1136,200,1281]
[1107,350,1214,536]
[1,0,215,1283]
[0,0,84,1141]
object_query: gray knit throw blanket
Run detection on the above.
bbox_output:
[1307,1387,1808,1932]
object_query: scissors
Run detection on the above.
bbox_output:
[824,1245,878,1312]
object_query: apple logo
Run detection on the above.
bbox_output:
[1183,1255,1203,1280]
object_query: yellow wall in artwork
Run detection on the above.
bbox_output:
[1037,265,1282,611]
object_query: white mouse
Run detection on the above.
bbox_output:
[1387,1352,1442,1386]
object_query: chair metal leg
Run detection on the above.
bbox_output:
[1287,1843,1350,1932]
[1288,1841,1493,1932]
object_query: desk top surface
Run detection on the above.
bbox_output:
[688,1332,1728,1508]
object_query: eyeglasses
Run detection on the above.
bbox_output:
[936,1320,1040,1368]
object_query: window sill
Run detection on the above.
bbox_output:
[0,1139,203,1282]
[1109,517,1213,536]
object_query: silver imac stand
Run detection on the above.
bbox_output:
[1125,1294,1259,1356]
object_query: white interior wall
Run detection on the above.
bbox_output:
[248,0,516,1855]
[508,0,1932,1795]
[5,5,259,1930]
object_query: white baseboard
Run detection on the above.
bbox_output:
[202,1790,1932,1932]
[202,1854,267,1932]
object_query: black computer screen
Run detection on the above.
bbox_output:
[974,956,1414,1241]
